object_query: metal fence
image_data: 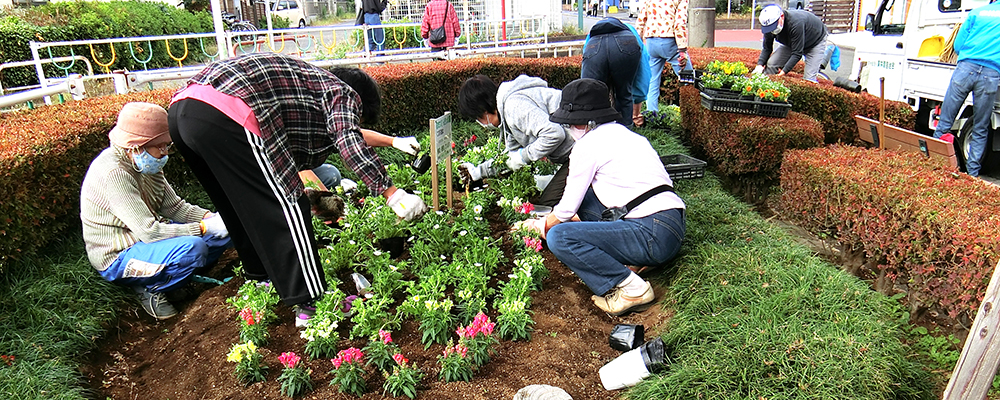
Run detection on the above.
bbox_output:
[1,16,582,109]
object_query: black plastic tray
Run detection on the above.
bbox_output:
[660,154,707,180]
[699,91,791,118]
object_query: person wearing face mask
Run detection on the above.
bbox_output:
[80,102,233,321]
[754,4,829,83]
[518,79,686,316]
[456,74,575,206]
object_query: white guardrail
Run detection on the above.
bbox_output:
[1,16,584,110]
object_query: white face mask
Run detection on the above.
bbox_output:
[772,20,784,35]
[477,116,498,130]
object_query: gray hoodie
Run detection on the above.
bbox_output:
[497,75,575,164]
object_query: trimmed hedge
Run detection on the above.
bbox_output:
[779,144,1000,319]
[0,1,213,90]
[678,85,824,177]
[365,56,582,134]
[0,89,174,269]
[686,47,915,144]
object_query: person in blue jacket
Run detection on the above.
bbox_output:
[932,0,1000,177]
[582,17,651,127]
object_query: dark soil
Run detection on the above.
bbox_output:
[81,240,666,400]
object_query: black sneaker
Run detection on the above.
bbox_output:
[293,302,316,328]
[134,287,178,320]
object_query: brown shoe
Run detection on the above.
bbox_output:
[591,282,655,316]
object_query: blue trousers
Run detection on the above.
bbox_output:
[546,188,685,295]
[933,60,1000,177]
[582,30,642,126]
[312,164,342,189]
[646,37,693,112]
[102,235,232,293]
[364,13,385,52]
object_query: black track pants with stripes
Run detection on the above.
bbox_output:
[168,99,326,306]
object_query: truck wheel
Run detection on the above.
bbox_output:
[956,120,1000,175]
[298,19,306,28]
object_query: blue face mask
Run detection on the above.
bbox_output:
[132,149,168,175]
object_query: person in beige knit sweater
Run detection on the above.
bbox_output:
[80,102,232,320]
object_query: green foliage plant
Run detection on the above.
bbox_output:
[301,289,347,359]
[349,294,398,340]
[363,330,400,372]
[456,312,499,366]
[237,307,269,345]
[227,280,281,324]
[384,353,423,398]
[277,352,313,398]
[436,341,474,382]
[419,297,457,348]
[227,341,268,385]
[329,347,367,396]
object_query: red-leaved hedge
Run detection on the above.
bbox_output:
[779,144,1000,319]
[366,57,582,133]
[685,47,915,144]
[678,85,824,177]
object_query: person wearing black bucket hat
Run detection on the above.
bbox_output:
[520,78,687,316]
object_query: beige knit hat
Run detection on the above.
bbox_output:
[109,102,170,148]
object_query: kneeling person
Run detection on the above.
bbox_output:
[527,79,686,316]
[81,102,232,320]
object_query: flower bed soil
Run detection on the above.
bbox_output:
[81,230,668,400]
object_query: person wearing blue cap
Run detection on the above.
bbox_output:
[754,4,828,83]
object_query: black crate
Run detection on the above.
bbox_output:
[699,91,791,118]
[660,154,707,180]
[678,69,703,85]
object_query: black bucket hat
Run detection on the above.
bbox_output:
[550,78,621,126]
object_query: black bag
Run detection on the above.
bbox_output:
[355,9,365,25]
[428,2,451,45]
[601,184,674,221]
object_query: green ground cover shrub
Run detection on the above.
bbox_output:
[779,145,1000,320]
[629,129,933,400]
[0,1,213,89]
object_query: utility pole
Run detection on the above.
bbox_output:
[688,0,715,48]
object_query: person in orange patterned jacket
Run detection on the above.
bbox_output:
[636,0,693,113]
[421,0,461,51]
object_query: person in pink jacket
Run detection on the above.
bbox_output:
[421,0,461,51]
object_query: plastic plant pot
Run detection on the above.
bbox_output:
[608,324,645,352]
[378,236,406,259]
[411,153,432,174]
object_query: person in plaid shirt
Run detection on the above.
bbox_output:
[167,53,428,327]
[636,0,694,113]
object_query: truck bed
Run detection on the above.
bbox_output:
[903,58,1000,119]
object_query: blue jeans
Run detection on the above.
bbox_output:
[312,163,342,189]
[102,235,232,293]
[364,13,384,52]
[546,188,686,295]
[582,30,642,126]
[646,37,693,112]
[933,60,1000,177]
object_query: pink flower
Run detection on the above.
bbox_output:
[378,329,393,344]
[455,343,468,358]
[521,202,535,214]
[456,325,468,338]
[393,353,408,366]
[238,307,260,325]
[332,357,343,369]
[331,347,364,369]
[482,321,495,336]
[279,352,300,369]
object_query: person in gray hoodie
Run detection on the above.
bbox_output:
[457,74,574,206]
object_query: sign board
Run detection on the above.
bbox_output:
[433,112,453,163]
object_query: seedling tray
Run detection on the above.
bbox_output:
[699,91,791,118]
[660,154,707,180]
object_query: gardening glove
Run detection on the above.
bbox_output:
[505,149,528,171]
[752,65,764,75]
[513,218,547,237]
[387,189,429,221]
[459,162,483,181]
[200,213,229,238]
[391,136,420,155]
[339,178,358,193]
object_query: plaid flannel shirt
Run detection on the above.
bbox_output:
[185,53,391,200]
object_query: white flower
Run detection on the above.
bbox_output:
[433,224,440,229]
[436,211,444,216]
[459,230,468,236]
[348,240,356,245]
[473,205,483,214]
[373,250,383,256]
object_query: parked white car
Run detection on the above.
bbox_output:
[270,0,309,28]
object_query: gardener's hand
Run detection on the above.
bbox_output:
[752,65,764,75]
[200,213,229,238]
[505,149,527,171]
[514,218,547,237]
[339,178,358,193]
[677,49,688,66]
[391,136,420,155]
[775,70,786,77]
[459,162,483,182]
[387,189,428,221]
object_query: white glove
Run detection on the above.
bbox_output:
[339,178,358,193]
[386,189,429,221]
[391,137,420,155]
[201,213,229,238]
[752,65,764,75]
[505,149,527,171]
[459,162,483,181]
[513,218,546,236]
